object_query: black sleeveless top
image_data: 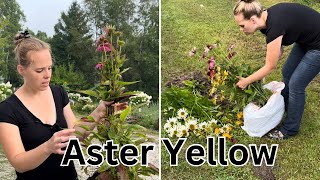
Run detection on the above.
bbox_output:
[260,3,320,51]
[0,85,78,180]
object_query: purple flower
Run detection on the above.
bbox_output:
[207,70,215,79]
[208,56,215,70]
[96,43,112,52]
[95,63,103,70]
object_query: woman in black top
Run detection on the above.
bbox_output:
[233,0,320,139]
[0,32,126,179]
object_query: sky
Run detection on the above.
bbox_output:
[16,0,80,37]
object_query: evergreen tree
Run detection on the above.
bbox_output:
[83,0,136,38]
[51,1,97,87]
[124,0,159,100]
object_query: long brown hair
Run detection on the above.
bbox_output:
[14,31,51,67]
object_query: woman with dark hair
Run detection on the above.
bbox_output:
[233,0,320,139]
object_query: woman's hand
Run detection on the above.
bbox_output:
[44,129,75,155]
[236,77,251,90]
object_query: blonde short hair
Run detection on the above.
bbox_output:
[233,0,263,20]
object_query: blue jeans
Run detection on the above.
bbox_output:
[280,44,320,136]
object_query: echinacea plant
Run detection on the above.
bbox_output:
[162,41,271,142]
[78,25,158,179]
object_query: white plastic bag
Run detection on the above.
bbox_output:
[242,81,285,137]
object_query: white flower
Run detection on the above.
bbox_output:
[168,126,178,137]
[177,125,189,137]
[177,108,188,119]
[167,117,178,127]
[4,82,12,88]
[164,122,171,132]
[186,119,198,132]
[221,124,232,133]
[82,104,95,111]
[6,89,12,94]
[208,119,218,128]
[129,91,152,105]
[199,122,208,130]
[209,119,217,125]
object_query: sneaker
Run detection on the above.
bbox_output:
[268,129,289,140]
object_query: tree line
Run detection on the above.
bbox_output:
[0,0,159,100]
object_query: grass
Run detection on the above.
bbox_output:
[161,0,320,179]
[131,102,160,131]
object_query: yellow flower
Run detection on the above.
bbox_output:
[209,87,216,96]
[223,132,231,140]
[220,95,225,101]
[212,96,217,105]
[213,80,219,87]
[237,112,243,120]
[214,128,220,136]
[223,70,229,76]
[236,120,243,126]
[215,73,221,81]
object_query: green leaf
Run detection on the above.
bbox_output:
[116,80,140,86]
[79,125,91,131]
[98,162,108,173]
[120,105,131,122]
[127,124,146,132]
[120,68,130,74]
[216,112,224,117]
[101,80,110,85]
[85,116,96,122]
[244,88,253,95]
[108,128,116,139]
[74,130,83,137]
[92,132,105,141]
[78,90,98,98]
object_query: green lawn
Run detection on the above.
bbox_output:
[161,0,320,179]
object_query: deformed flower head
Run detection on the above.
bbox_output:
[227,52,237,60]
[208,56,215,70]
[95,63,103,70]
[201,47,210,60]
[118,40,125,47]
[96,42,112,52]
[207,70,216,79]
[114,31,123,36]
[188,47,197,57]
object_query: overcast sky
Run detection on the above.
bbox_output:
[16,0,80,37]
